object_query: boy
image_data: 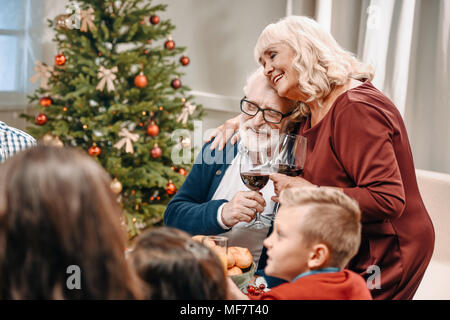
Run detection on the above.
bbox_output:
[227,186,372,300]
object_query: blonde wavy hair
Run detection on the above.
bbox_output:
[254,16,375,116]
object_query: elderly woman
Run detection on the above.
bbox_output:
[164,68,298,269]
[207,16,434,300]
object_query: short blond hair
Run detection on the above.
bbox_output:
[254,16,375,115]
[279,187,362,269]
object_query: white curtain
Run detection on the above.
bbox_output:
[357,0,416,118]
[310,0,450,174]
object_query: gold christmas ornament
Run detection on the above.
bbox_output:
[41,133,64,148]
[110,178,123,194]
[42,133,54,145]
[52,137,64,148]
[54,13,71,30]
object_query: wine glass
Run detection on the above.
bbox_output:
[203,236,228,272]
[238,145,272,229]
[272,133,307,176]
[271,134,307,214]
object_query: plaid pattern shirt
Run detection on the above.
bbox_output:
[0,121,36,163]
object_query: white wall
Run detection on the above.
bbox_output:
[1,0,448,174]
[404,0,450,174]
[160,0,290,135]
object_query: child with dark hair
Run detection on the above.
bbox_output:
[0,145,143,299]
[130,227,227,299]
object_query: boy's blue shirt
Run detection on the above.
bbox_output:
[291,268,341,283]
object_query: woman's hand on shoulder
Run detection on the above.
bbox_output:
[204,114,241,151]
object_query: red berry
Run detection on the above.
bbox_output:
[259,283,266,290]
[246,285,255,294]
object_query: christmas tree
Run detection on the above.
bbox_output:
[22,0,203,237]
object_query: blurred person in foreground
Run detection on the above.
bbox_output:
[129,226,227,299]
[0,145,143,299]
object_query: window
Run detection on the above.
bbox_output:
[0,0,44,108]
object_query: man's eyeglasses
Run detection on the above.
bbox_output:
[240,97,294,124]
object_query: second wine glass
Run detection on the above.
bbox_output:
[272,133,307,176]
[270,134,307,216]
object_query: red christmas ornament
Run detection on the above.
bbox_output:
[150,15,160,25]
[171,78,181,89]
[134,72,148,88]
[88,143,101,157]
[166,181,176,195]
[180,55,190,66]
[39,96,53,107]
[164,39,175,50]
[55,53,66,66]
[146,122,159,137]
[178,168,188,176]
[35,113,47,125]
[151,144,162,159]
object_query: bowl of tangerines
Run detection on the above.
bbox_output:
[192,235,256,289]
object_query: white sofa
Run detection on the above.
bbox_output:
[413,169,450,300]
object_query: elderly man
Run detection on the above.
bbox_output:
[164,68,298,270]
[0,121,36,163]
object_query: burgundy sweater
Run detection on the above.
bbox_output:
[298,80,434,299]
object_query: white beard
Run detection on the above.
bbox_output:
[239,123,281,153]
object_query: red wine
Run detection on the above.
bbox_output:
[240,172,270,191]
[277,164,303,177]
